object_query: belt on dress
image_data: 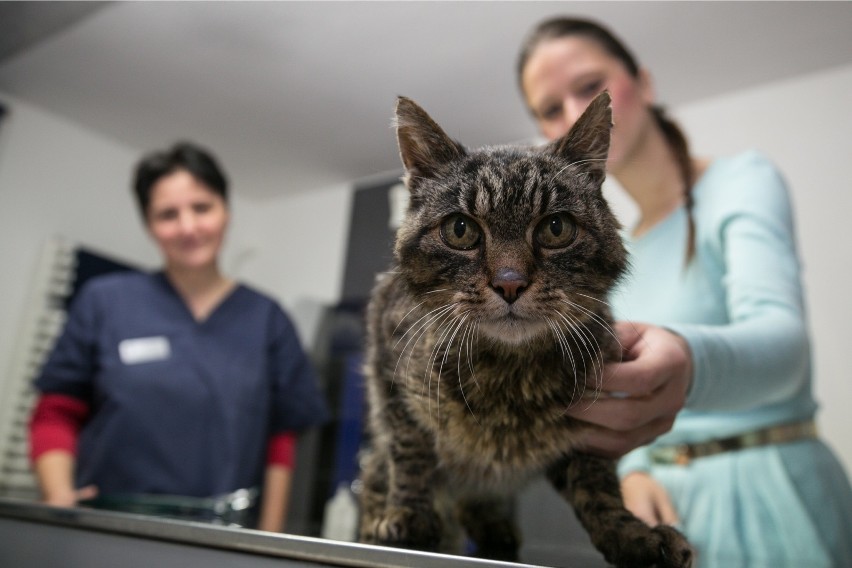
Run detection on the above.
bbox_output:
[648,419,817,466]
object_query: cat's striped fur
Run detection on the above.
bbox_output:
[358,92,692,568]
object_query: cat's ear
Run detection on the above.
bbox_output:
[395,97,466,189]
[548,91,612,182]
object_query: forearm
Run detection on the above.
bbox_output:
[34,450,77,506]
[257,464,292,532]
[673,309,808,411]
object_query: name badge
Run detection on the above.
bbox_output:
[119,336,171,365]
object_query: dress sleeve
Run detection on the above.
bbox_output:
[617,447,652,478]
[267,306,330,433]
[671,155,810,411]
[34,282,102,401]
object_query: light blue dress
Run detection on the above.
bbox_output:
[612,151,852,568]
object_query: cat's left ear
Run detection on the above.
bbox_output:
[395,96,466,190]
[547,91,612,183]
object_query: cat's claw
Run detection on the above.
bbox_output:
[371,506,443,551]
[651,525,693,568]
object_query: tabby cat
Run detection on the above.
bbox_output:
[357,92,692,568]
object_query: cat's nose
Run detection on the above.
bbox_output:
[491,268,528,304]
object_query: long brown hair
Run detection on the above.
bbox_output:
[518,17,696,262]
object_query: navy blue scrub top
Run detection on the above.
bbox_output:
[36,271,329,497]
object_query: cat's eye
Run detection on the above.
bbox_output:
[535,213,577,249]
[440,214,482,250]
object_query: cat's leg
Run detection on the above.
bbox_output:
[359,410,443,551]
[357,446,388,544]
[457,494,520,561]
[547,454,693,568]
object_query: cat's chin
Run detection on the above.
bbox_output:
[478,317,549,346]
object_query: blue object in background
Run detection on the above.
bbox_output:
[329,352,366,496]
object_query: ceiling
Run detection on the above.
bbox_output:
[1,1,851,200]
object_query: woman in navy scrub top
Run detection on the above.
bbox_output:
[29,142,329,532]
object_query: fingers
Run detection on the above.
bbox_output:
[611,321,645,359]
[601,323,692,396]
[571,415,675,459]
[621,472,661,526]
[621,472,679,528]
[654,487,679,526]
[565,322,691,458]
[628,497,660,527]
[76,485,98,502]
[566,381,680,433]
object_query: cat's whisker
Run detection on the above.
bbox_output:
[459,317,477,388]
[547,313,584,409]
[393,303,456,351]
[392,300,427,335]
[560,301,613,372]
[435,311,470,422]
[393,303,457,390]
[555,311,596,405]
[544,317,567,361]
[546,315,584,411]
[567,313,605,380]
[393,305,453,387]
[466,318,482,392]
[575,292,613,308]
[438,313,468,392]
[424,309,464,423]
[561,308,604,410]
[562,312,606,408]
[455,319,481,425]
[562,299,623,353]
[548,158,608,185]
[444,313,481,425]
[546,315,578,379]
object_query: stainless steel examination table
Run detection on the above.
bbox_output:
[0,495,609,568]
[0,497,528,568]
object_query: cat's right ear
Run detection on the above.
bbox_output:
[548,91,612,183]
[395,97,466,190]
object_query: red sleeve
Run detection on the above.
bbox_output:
[266,431,297,469]
[29,394,91,462]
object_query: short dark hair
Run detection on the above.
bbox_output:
[132,141,228,217]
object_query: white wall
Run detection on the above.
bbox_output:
[0,92,353,402]
[0,93,150,397]
[609,64,852,472]
[228,183,352,344]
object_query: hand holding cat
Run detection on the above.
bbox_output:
[566,322,693,458]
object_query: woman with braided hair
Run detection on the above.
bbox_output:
[517,16,851,567]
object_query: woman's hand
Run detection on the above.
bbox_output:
[566,322,692,458]
[43,485,98,508]
[621,472,679,527]
[34,450,98,507]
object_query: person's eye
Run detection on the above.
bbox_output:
[440,214,482,250]
[534,213,577,249]
[539,103,562,121]
[193,202,213,214]
[579,79,605,98]
[153,209,177,222]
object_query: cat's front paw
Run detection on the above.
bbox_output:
[602,522,693,568]
[650,525,693,568]
[369,505,442,551]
